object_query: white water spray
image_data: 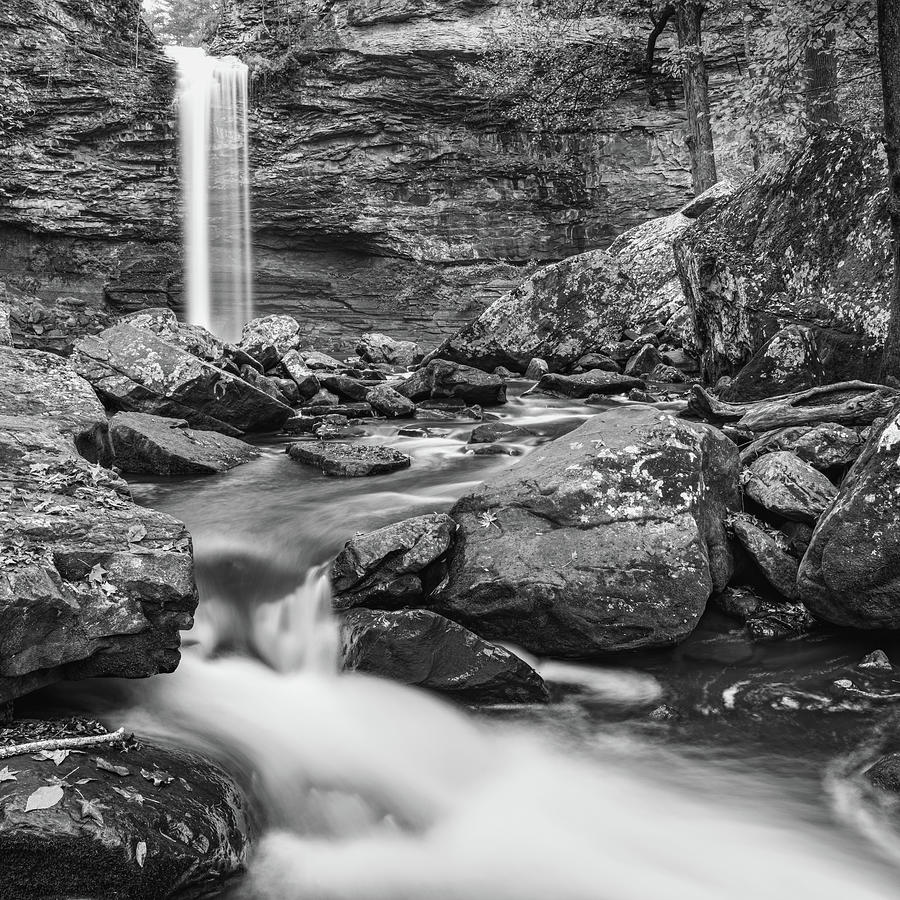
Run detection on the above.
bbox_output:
[166,46,253,342]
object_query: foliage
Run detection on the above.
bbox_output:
[141,0,224,46]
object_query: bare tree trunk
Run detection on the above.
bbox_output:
[804,27,840,130]
[645,3,676,106]
[675,0,718,194]
[742,10,761,170]
[878,0,900,382]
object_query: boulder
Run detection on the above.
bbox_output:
[730,513,800,601]
[573,352,620,373]
[396,359,506,406]
[357,332,422,367]
[72,324,292,435]
[286,441,411,477]
[743,451,837,523]
[366,383,417,418]
[799,410,900,627]
[648,363,685,384]
[0,733,251,900]
[468,422,536,444]
[303,350,344,370]
[238,314,301,368]
[722,325,826,402]
[675,132,886,385]
[319,373,370,403]
[432,406,740,656]
[524,357,549,380]
[109,412,260,476]
[340,608,548,704]
[332,513,456,610]
[740,423,864,472]
[624,344,663,376]
[529,370,644,399]
[0,346,109,462]
[0,415,197,703]
[122,308,226,363]
[280,349,321,400]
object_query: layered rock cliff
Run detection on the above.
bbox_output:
[0,0,179,311]
[212,0,744,350]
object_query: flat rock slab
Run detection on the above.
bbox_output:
[287,441,411,477]
[0,733,251,900]
[529,369,644,399]
[0,414,197,703]
[110,412,261,475]
[340,608,548,703]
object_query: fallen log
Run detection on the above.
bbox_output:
[687,382,900,433]
[0,727,126,760]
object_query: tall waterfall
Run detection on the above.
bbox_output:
[166,46,253,343]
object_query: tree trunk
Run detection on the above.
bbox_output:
[674,1,717,195]
[878,0,900,382]
[742,10,761,170]
[804,27,840,130]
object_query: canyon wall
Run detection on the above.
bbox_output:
[0,0,179,312]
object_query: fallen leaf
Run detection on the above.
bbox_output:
[32,749,71,766]
[75,778,96,785]
[140,768,173,788]
[24,784,64,812]
[95,757,130,777]
[112,786,158,806]
[127,524,147,543]
[135,840,147,868]
[76,796,105,826]
[0,766,18,782]
[87,563,108,587]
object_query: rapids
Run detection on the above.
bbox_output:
[36,387,900,898]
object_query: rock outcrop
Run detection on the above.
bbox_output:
[432,406,741,657]
[0,735,251,900]
[0,0,179,311]
[675,131,887,384]
[799,410,900,628]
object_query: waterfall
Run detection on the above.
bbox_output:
[166,46,253,343]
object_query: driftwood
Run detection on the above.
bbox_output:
[688,381,900,433]
[0,727,126,760]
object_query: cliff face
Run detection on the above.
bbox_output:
[214,0,743,350]
[0,0,179,312]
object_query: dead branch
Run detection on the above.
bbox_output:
[0,727,126,760]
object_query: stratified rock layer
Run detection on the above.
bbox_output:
[433,406,741,656]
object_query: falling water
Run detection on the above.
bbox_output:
[166,46,253,342]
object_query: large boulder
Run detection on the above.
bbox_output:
[109,412,260,476]
[743,451,837,523]
[397,359,506,406]
[332,514,456,611]
[432,406,741,656]
[0,346,109,462]
[340,608,548,703]
[366,383,416,418]
[357,332,422,368]
[0,732,251,900]
[740,422,865,471]
[675,132,886,384]
[529,370,644,399]
[72,324,292,435]
[799,409,900,627]
[238,314,301,369]
[433,184,737,373]
[122,308,226,363]
[0,414,197,703]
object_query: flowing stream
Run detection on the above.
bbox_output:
[166,46,253,342]
[39,386,900,899]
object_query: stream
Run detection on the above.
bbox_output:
[29,384,900,898]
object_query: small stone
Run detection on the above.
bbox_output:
[286,441,411,477]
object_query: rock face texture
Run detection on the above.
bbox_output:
[799,410,900,628]
[675,131,888,384]
[206,0,745,351]
[0,738,251,900]
[0,0,179,311]
[432,406,741,657]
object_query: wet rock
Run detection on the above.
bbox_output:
[866,754,900,793]
[282,415,321,435]
[286,441,411,477]
[109,412,260,476]
[340,608,549,704]
[238,314,301,369]
[432,406,740,656]
[357,332,422,367]
[366,383,416,418]
[468,422,536,444]
[332,513,456,610]
[466,444,521,456]
[628,389,660,403]
[304,388,341,407]
[648,363,685,384]
[860,650,893,672]
[240,366,292,405]
[72,324,292,435]
[529,370,644,399]
[624,344,662,376]
[573,352,619,373]
[318,373,371,403]
[779,521,814,557]
[524,357,549,380]
[271,377,300,405]
[303,350,344,370]
[493,365,517,379]
[746,601,814,641]
[0,735,251,900]
[730,513,800,600]
[281,350,320,400]
[397,359,506,406]
[0,415,197,702]
[714,585,765,620]
[743,451,837,523]
[0,346,109,462]
[300,402,372,418]
[799,409,900,628]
